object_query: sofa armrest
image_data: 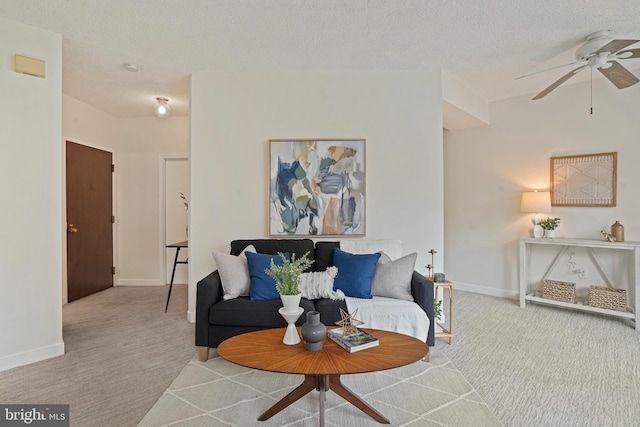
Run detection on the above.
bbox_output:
[195,270,223,346]
[410,271,435,347]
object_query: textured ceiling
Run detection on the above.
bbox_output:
[1,0,639,118]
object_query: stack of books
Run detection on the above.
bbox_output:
[327,328,379,353]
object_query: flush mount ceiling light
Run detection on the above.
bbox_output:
[153,97,171,118]
[123,62,140,72]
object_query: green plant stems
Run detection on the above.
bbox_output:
[264,251,314,295]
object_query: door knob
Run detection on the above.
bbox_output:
[67,223,78,233]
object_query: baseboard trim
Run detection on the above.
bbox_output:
[116,279,165,286]
[0,342,65,372]
[187,309,196,323]
[454,281,519,300]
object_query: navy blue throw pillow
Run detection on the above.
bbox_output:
[332,248,381,299]
[246,252,290,301]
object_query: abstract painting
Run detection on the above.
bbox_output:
[269,139,365,236]
[551,152,617,207]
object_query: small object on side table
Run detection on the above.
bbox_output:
[611,221,625,242]
[433,273,446,282]
[278,307,303,345]
[434,280,454,345]
[426,249,438,279]
[601,230,616,242]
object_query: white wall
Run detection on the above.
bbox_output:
[444,78,640,298]
[0,17,64,371]
[441,70,489,130]
[63,94,118,148]
[190,70,444,321]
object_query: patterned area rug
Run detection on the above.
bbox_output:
[139,348,500,427]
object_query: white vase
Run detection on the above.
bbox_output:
[533,224,544,238]
[545,229,555,239]
[280,293,302,314]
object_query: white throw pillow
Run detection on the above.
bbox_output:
[212,245,256,300]
[371,252,417,301]
[299,266,345,300]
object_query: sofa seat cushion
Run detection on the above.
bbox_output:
[210,296,315,328]
[313,298,348,326]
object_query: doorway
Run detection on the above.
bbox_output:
[162,157,189,285]
[66,141,114,302]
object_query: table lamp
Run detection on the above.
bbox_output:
[521,191,551,238]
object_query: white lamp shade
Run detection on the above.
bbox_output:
[153,97,171,118]
[521,191,551,213]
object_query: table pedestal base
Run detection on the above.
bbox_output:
[258,374,389,425]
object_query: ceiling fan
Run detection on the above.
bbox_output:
[518,31,640,100]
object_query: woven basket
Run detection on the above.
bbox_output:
[542,280,576,303]
[588,286,627,312]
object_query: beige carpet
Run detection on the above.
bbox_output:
[438,290,640,427]
[0,284,194,427]
[139,348,501,426]
[7,285,634,426]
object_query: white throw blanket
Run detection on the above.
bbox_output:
[340,239,403,260]
[345,296,430,342]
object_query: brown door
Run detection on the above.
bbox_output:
[66,141,113,302]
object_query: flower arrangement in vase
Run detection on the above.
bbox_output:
[540,217,561,238]
[265,251,314,313]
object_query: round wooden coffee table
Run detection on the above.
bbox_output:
[217,328,429,425]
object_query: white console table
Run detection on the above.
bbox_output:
[519,237,639,329]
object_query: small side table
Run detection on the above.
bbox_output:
[434,280,454,344]
[165,240,188,312]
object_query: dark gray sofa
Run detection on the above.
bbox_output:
[196,238,435,361]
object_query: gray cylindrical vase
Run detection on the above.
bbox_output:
[300,311,326,351]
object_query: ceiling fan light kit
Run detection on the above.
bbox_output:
[520,31,640,101]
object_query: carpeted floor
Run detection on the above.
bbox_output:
[139,348,501,426]
[0,284,194,427]
[437,291,640,427]
[3,285,638,426]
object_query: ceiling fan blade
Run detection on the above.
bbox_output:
[596,39,639,54]
[598,60,640,89]
[532,66,587,100]
[616,48,640,59]
[515,60,585,80]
